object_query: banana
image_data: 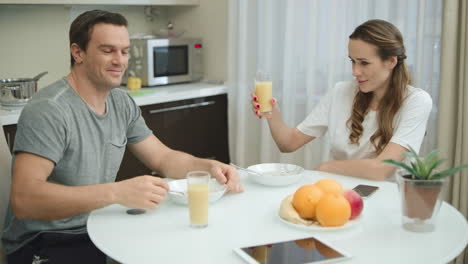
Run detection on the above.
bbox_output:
[278,194,316,226]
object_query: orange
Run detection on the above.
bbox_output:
[294,238,316,250]
[315,193,351,227]
[292,184,324,220]
[315,179,343,195]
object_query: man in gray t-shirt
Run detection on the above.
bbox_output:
[2,10,242,264]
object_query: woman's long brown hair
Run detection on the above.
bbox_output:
[347,19,410,155]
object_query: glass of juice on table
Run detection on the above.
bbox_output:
[255,71,272,113]
[187,171,210,228]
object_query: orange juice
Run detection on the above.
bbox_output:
[188,183,209,227]
[255,81,272,113]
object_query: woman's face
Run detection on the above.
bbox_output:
[348,39,396,98]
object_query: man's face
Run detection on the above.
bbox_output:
[348,39,395,97]
[80,23,130,90]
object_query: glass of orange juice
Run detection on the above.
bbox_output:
[187,171,210,228]
[255,71,272,113]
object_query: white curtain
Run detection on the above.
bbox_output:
[227,0,442,169]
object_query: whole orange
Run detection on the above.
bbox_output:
[315,193,351,227]
[292,184,324,220]
[315,179,343,195]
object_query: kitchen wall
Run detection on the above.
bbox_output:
[0,0,227,89]
[166,0,227,82]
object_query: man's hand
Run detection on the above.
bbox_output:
[209,163,244,193]
[127,135,244,193]
[113,175,169,209]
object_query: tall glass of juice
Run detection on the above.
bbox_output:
[255,71,272,113]
[187,171,210,228]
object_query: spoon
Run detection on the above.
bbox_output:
[168,190,186,196]
[230,163,264,177]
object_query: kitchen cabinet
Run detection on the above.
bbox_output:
[2,94,230,181]
[0,0,198,5]
[116,94,230,181]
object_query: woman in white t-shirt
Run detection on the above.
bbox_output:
[251,19,432,181]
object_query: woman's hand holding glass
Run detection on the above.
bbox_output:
[251,92,278,119]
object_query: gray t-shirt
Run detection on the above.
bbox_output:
[2,78,152,254]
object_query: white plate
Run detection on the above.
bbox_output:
[277,211,362,231]
[167,178,227,205]
[246,163,304,186]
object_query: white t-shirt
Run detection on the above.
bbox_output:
[297,80,432,161]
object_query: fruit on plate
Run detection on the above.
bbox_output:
[279,178,363,227]
[279,195,315,225]
[343,189,364,220]
[314,179,343,195]
[292,184,324,219]
[315,193,351,227]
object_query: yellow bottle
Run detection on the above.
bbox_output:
[127,76,142,90]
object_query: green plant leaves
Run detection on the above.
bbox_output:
[426,158,447,177]
[383,159,415,177]
[424,149,440,165]
[382,146,468,180]
[430,164,468,179]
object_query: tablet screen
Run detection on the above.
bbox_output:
[234,236,350,264]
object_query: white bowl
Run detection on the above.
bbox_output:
[246,163,304,186]
[167,178,227,205]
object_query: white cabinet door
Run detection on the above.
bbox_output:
[0,0,199,5]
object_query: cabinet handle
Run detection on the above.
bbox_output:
[148,101,216,114]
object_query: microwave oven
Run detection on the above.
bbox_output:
[123,38,203,87]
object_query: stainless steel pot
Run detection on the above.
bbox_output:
[0,71,48,107]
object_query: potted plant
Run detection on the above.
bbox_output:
[383,147,468,232]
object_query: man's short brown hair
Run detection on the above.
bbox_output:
[69,9,128,67]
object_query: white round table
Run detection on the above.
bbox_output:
[87,171,468,264]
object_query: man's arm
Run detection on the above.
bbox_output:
[11,152,169,221]
[128,134,243,192]
[315,142,407,181]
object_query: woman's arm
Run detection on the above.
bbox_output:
[316,142,408,181]
[252,94,314,152]
[266,108,315,152]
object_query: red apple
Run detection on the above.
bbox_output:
[343,189,364,220]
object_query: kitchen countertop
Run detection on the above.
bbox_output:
[0,81,227,126]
